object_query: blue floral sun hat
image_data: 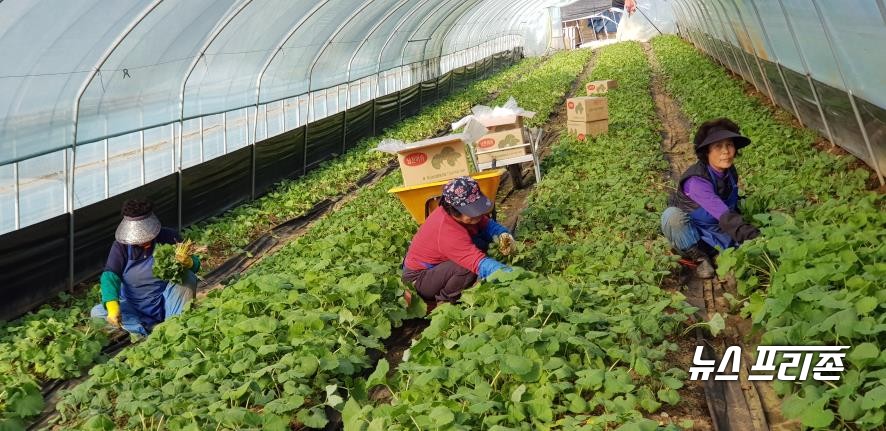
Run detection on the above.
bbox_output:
[442,176,493,217]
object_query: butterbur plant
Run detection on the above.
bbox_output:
[652,35,885,429]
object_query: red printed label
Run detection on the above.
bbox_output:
[477,138,496,149]
[567,101,575,109]
[403,152,427,166]
[587,84,596,91]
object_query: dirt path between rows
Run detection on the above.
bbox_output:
[495,49,597,232]
[362,50,600,417]
[645,42,799,431]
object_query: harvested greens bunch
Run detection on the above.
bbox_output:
[152,239,194,284]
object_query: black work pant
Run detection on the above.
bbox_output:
[402,261,477,303]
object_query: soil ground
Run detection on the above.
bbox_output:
[645,43,803,431]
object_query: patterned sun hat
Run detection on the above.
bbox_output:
[442,176,493,217]
[115,213,161,245]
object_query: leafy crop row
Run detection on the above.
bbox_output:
[184,56,546,267]
[651,35,884,430]
[0,291,109,428]
[346,42,699,430]
[0,56,542,430]
[50,50,595,430]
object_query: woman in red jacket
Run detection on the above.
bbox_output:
[402,176,514,308]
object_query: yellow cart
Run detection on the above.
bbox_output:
[388,169,506,224]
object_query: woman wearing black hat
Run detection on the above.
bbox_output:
[661,118,760,278]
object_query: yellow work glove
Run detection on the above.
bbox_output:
[175,239,194,269]
[498,233,514,256]
[106,300,121,328]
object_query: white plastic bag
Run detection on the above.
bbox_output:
[374,119,489,154]
[616,0,677,42]
[451,97,536,131]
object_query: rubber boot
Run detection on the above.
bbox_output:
[682,244,716,279]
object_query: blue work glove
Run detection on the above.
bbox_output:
[483,219,510,238]
[477,257,512,279]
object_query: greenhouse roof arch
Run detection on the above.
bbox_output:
[0,0,567,168]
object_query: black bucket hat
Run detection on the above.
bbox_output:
[697,128,751,151]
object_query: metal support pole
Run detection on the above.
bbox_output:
[371,94,377,136]
[69,0,162,288]
[264,104,268,137]
[63,149,69,214]
[177,122,183,232]
[727,0,775,102]
[304,93,311,174]
[687,0,724,64]
[170,124,176,175]
[198,117,204,163]
[140,130,146,185]
[66,146,75,291]
[397,87,402,122]
[711,0,759,91]
[676,0,716,62]
[810,0,884,185]
[251,108,256,200]
[776,0,835,144]
[104,138,110,198]
[342,87,348,154]
[748,0,803,127]
[281,100,287,133]
[690,0,732,70]
[222,112,227,153]
[13,163,20,230]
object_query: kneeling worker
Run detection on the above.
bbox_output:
[402,176,514,309]
[91,199,200,336]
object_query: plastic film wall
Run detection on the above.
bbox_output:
[670,0,886,185]
[0,0,564,236]
[0,0,548,320]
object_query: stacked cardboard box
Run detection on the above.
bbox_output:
[565,96,608,141]
[396,135,470,186]
[585,79,618,95]
[472,114,530,164]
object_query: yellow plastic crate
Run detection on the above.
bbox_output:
[388,169,505,224]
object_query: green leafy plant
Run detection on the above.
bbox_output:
[652,35,883,430]
[346,43,699,430]
[151,241,193,285]
[50,51,598,430]
[0,55,544,428]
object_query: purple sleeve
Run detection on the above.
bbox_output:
[683,177,730,220]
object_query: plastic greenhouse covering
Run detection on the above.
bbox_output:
[0,0,556,319]
[0,0,883,318]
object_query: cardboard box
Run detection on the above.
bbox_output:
[396,135,470,186]
[566,97,608,122]
[475,114,524,132]
[567,119,609,141]
[585,79,618,95]
[473,128,529,164]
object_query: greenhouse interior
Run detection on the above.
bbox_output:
[0,0,883,429]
